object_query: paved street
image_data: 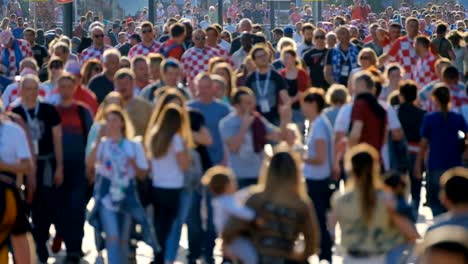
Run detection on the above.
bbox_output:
[24,186,433,264]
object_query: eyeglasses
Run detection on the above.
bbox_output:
[142,29,152,34]
[314,35,325,39]
[93,34,104,38]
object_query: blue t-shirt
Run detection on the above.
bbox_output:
[188,100,231,165]
[220,112,275,179]
[421,112,468,171]
[427,212,468,232]
[12,27,24,39]
[396,196,416,223]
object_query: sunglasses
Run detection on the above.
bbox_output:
[142,29,152,34]
[94,34,104,38]
[360,56,371,60]
[315,35,325,39]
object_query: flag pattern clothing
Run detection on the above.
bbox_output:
[128,40,162,59]
[413,53,438,88]
[80,45,112,63]
[2,82,47,109]
[419,82,468,113]
[2,39,32,77]
[181,46,221,87]
[387,36,418,80]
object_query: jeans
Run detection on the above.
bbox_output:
[186,187,216,264]
[165,189,193,261]
[306,179,332,262]
[99,206,132,264]
[151,187,182,263]
[426,170,447,217]
[225,237,258,264]
[408,154,422,217]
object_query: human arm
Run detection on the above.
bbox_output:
[303,139,327,165]
[222,114,254,153]
[385,197,420,242]
[291,200,320,261]
[192,126,213,146]
[52,125,63,186]
[175,135,191,172]
[11,233,36,264]
[414,138,428,180]
[348,120,363,148]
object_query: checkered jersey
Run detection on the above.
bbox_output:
[388,36,418,80]
[181,46,220,86]
[2,82,47,109]
[210,45,232,64]
[419,82,468,113]
[413,53,438,88]
[128,41,162,59]
[2,39,33,77]
[80,45,112,63]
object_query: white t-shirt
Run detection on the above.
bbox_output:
[0,121,31,165]
[303,115,334,180]
[150,134,185,189]
[212,193,255,233]
[334,101,401,171]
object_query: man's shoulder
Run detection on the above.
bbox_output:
[428,213,468,232]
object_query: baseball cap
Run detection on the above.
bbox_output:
[271,28,284,35]
[64,60,81,76]
[0,30,13,45]
[284,27,294,35]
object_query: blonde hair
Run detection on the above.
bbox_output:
[95,91,124,122]
[358,47,378,67]
[277,37,297,52]
[212,62,237,100]
[146,103,194,158]
[325,84,349,105]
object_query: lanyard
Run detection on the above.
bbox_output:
[338,47,350,63]
[255,69,271,98]
[22,102,39,123]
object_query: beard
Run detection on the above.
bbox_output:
[304,39,313,45]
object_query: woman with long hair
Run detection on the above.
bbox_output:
[41,57,63,96]
[333,143,419,263]
[223,145,320,263]
[448,30,466,80]
[279,48,310,129]
[81,59,103,86]
[415,84,468,217]
[146,103,194,264]
[87,105,158,264]
[348,48,379,95]
[212,62,237,102]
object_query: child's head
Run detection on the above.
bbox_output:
[202,166,237,196]
[440,167,468,210]
[383,171,406,196]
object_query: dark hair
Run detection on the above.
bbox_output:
[302,23,315,33]
[426,242,468,262]
[388,91,400,107]
[249,44,269,60]
[206,26,219,36]
[390,22,402,30]
[432,83,451,115]
[442,65,460,82]
[441,167,468,205]
[232,87,254,105]
[399,80,418,102]
[161,58,181,73]
[383,171,406,189]
[170,23,186,38]
[436,23,448,34]
[415,35,431,49]
[202,166,235,196]
[302,88,326,113]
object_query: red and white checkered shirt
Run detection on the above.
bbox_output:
[1,39,32,77]
[128,40,162,59]
[181,46,220,87]
[80,45,112,63]
[210,44,233,66]
[413,52,438,88]
[387,36,418,80]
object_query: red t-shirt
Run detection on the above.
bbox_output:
[74,85,98,116]
[161,39,185,61]
[351,98,387,152]
[351,5,371,23]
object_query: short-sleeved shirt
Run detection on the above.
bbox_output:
[32,44,49,68]
[421,111,468,171]
[12,102,61,156]
[80,45,112,62]
[188,100,231,165]
[128,41,162,59]
[303,115,334,180]
[413,53,438,88]
[427,212,468,232]
[220,112,275,179]
[88,73,114,104]
[351,98,387,153]
[245,70,287,124]
[397,103,426,143]
[0,121,31,165]
[181,46,221,87]
[150,134,185,189]
[303,47,329,89]
[419,82,468,113]
[387,36,418,80]
[431,37,453,60]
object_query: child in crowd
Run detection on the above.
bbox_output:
[202,166,259,264]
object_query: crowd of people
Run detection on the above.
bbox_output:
[1,0,468,264]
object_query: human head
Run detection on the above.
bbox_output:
[436,23,448,36]
[221,30,232,43]
[147,53,164,81]
[383,171,406,196]
[192,29,206,49]
[385,64,403,86]
[212,62,236,100]
[19,57,38,73]
[440,167,468,210]
[103,48,121,76]
[47,57,64,81]
[389,22,402,41]
[194,73,215,101]
[17,17,23,27]
[91,26,105,47]
[418,226,468,264]
[160,58,182,86]
[313,28,326,48]
[276,37,297,52]
[131,55,149,84]
[240,33,253,52]
[206,26,220,47]
[141,21,155,43]
[358,48,378,69]
[211,74,227,100]
[301,88,326,120]
[334,26,349,45]
[325,84,349,107]
[129,33,141,46]
[104,104,135,138]
[170,23,186,44]
[354,72,375,95]
[114,68,136,100]
[326,32,337,48]
[249,44,270,69]
[118,32,127,44]
[20,74,40,104]
[238,18,253,33]
[302,23,315,44]
[431,83,451,112]
[57,74,77,102]
[406,17,420,38]
[23,28,36,45]
[232,87,256,114]
[202,166,237,195]
[398,80,418,103]
[80,59,102,85]
[415,35,431,57]
[442,65,460,85]
[435,58,452,78]
[271,28,284,42]
[119,57,131,69]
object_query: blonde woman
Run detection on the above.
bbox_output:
[146,103,194,264]
[223,145,320,263]
[87,105,158,264]
[331,144,419,264]
[212,62,237,102]
[347,48,379,95]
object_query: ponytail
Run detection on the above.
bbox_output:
[432,84,451,120]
